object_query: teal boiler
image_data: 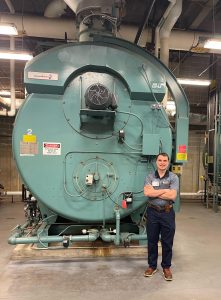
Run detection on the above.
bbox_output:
[10,36,189,247]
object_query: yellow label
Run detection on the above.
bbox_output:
[176,153,187,161]
[23,134,37,143]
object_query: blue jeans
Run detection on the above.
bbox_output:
[146,207,175,269]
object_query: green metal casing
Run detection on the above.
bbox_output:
[13,37,189,223]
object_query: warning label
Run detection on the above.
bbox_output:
[43,142,61,156]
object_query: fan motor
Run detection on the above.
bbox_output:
[85,83,113,110]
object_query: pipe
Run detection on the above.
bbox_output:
[0,13,78,40]
[100,230,147,243]
[44,0,67,18]
[8,36,16,116]
[4,0,15,13]
[8,227,99,245]
[0,97,24,110]
[160,0,182,66]
[155,0,176,58]
[115,209,120,246]
[0,96,10,109]
[3,191,22,196]
[0,13,220,52]
[181,190,205,197]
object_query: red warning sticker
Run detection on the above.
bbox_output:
[43,142,61,155]
[178,145,187,153]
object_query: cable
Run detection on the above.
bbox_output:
[116,110,144,136]
[140,65,175,132]
[123,139,142,151]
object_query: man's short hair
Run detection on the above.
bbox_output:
[156,152,170,160]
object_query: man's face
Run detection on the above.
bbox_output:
[156,155,169,172]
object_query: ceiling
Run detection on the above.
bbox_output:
[0,0,221,113]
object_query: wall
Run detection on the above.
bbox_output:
[0,116,22,191]
[180,131,205,193]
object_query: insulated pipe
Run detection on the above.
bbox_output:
[0,98,24,110]
[0,13,78,40]
[4,0,15,13]
[8,36,16,116]
[160,0,182,67]
[0,96,10,109]
[0,13,221,52]
[8,230,99,245]
[3,191,22,196]
[155,0,176,58]
[44,0,67,18]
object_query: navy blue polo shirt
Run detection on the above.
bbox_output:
[144,170,179,207]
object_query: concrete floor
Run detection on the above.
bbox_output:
[0,198,221,300]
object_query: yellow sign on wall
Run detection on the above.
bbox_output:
[176,153,187,161]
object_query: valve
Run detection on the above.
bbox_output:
[118,130,125,143]
[63,236,70,248]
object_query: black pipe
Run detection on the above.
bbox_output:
[134,0,157,45]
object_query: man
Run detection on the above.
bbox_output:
[143,152,179,281]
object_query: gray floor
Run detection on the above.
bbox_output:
[0,198,221,300]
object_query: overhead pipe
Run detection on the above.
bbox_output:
[4,0,15,13]
[0,96,10,109]
[160,0,182,67]
[2,191,22,196]
[155,0,176,58]
[0,13,220,53]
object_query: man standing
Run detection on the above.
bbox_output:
[143,153,179,281]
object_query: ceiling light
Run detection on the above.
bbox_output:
[204,39,221,50]
[0,50,33,61]
[0,23,18,35]
[0,90,11,97]
[177,78,211,86]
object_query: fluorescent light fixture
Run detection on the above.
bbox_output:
[0,90,11,96]
[177,78,211,86]
[204,39,221,50]
[0,50,33,61]
[0,23,18,35]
